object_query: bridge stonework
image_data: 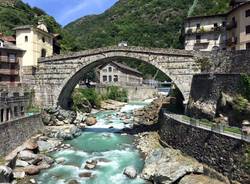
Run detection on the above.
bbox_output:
[33,46,201,109]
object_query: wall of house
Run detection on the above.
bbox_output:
[16,28,53,66]
[185,16,226,51]
[0,49,22,84]
[99,64,143,86]
[227,3,250,50]
[0,114,43,156]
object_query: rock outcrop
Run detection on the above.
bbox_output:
[133,96,170,125]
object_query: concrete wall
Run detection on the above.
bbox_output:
[158,112,250,183]
[0,114,44,156]
[96,86,158,101]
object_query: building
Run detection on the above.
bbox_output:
[0,87,29,123]
[184,0,250,51]
[184,14,227,51]
[0,39,24,85]
[99,61,143,86]
[227,0,250,50]
[14,22,54,66]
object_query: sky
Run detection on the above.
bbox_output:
[22,0,118,26]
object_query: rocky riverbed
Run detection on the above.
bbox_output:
[0,98,233,184]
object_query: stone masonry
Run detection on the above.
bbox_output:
[34,46,201,109]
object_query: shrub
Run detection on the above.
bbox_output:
[72,88,101,110]
[240,74,250,101]
[106,86,128,102]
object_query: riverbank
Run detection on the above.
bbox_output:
[0,98,236,184]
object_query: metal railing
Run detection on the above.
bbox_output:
[162,109,250,143]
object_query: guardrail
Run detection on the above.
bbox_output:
[162,109,250,143]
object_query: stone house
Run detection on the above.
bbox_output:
[184,0,250,51]
[98,61,143,86]
[0,39,25,85]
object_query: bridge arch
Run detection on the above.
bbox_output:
[34,46,200,108]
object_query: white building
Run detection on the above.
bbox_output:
[14,23,54,66]
[184,14,227,51]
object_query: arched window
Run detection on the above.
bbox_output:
[25,36,28,42]
[42,37,45,43]
[41,49,46,57]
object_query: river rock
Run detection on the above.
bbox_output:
[30,178,36,184]
[18,150,38,161]
[0,166,13,183]
[123,166,137,179]
[21,165,41,175]
[179,174,225,184]
[16,159,29,167]
[79,172,92,178]
[24,141,38,151]
[13,171,25,179]
[84,160,97,170]
[85,117,97,126]
[67,179,80,184]
[141,148,203,184]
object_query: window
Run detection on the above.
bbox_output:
[42,37,45,43]
[8,53,16,62]
[103,75,107,82]
[0,40,3,47]
[0,77,2,82]
[25,36,28,42]
[1,109,4,122]
[14,106,18,117]
[10,76,15,82]
[102,68,107,72]
[246,25,250,34]
[109,75,112,82]
[41,49,46,57]
[246,43,250,50]
[108,67,112,72]
[196,23,200,29]
[114,75,118,82]
[214,23,218,28]
[222,21,226,27]
[246,9,250,17]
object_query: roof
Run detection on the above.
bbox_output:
[0,40,24,52]
[185,14,227,22]
[0,35,16,42]
[230,0,250,6]
[100,61,142,76]
[13,25,33,31]
[13,25,54,37]
[228,1,250,14]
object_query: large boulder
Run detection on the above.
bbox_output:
[179,174,225,184]
[18,150,38,161]
[16,159,29,167]
[123,166,137,179]
[141,148,203,184]
[85,117,97,126]
[21,165,41,175]
[0,166,13,183]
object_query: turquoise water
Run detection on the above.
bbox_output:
[37,103,148,184]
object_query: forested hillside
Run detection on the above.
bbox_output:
[0,0,60,35]
[64,0,229,51]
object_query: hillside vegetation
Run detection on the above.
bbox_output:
[64,0,229,51]
[0,0,60,35]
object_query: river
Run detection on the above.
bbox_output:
[36,101,152,184]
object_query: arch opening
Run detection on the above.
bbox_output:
[57,56,186,110]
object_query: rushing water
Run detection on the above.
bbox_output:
[37,101,150,184]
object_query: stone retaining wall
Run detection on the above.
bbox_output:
[0,114,44,156]
[158,112,250,183]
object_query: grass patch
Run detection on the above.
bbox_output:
[224,127,242,134]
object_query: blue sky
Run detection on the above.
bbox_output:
[22,0,118,26]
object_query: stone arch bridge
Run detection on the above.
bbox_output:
[33,46,201,109]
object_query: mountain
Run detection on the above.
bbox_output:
[0,0,61,35]
[63,0,229,51]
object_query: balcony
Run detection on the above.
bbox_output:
[0,69,19,76]
[185,26,223,35]
[0,56,19,63]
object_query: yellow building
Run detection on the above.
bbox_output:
[227,1,250,50]
[14,23,53,66]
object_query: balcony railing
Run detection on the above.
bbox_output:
[0,69,19,75]
[185,26,223,35]
[0,56,19,63]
